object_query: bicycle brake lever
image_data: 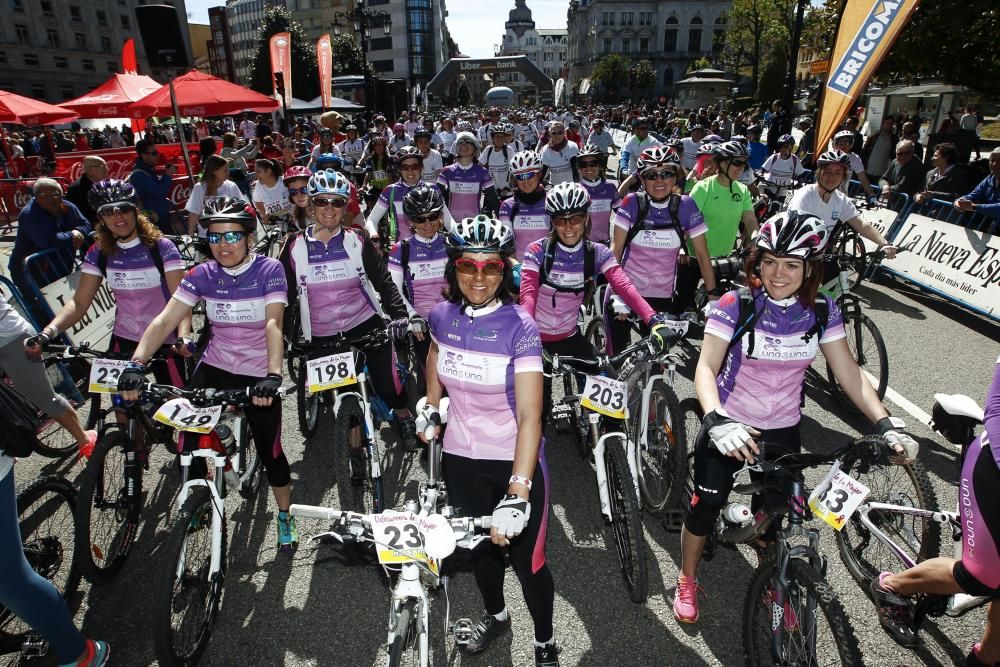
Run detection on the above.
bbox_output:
[308,531,345,546]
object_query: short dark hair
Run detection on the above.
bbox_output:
[135,139,156,155]
[443,255,515,305]
[934,142,958,165]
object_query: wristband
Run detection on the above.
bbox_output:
[875,416,905,434]
[42,325,59,338]
[508,474,532,491]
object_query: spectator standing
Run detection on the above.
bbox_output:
[899,122,923,160]
[65,156,109,223]
[878,140,925,199]
[239,113,256,141]
[862,117,898,184]
[128,139,177,234]
[255,115,272,140]
[914,142,969,204]
[960,107,981,160]
[766,100,788,155]
[954,147,1000,220]
[219,133,259,199]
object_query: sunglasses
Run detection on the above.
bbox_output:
[313,197,347,208]
[145,150,159,157]
[399,163,422,171]
[514,171,539,181]
[206,230,248,244]
[642,170,677,181]
[552,213,586,227]
[454,258,506,276]
[729,160,748,168]
[578,160,602,168]
[98,204,137,217]
[410,213,441,224]
[288,186,309,196]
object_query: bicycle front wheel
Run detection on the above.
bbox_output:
[604,436,649,603]
[236,416,262,501]
[827,312,888,413]
[0,476,80,646]
[75,428,142,582]
[835,231,868,293]
[332,394,378,513]
[296,357,321,439]
[34,357,100,457]
[387,597,424,667]
[634,379,686,515]
[153,487,226,667]
[584,317,606,355]
[743,558,863,666]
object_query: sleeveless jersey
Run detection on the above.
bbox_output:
[429,301,543,461]
[437,162,493,222]
[498,193,550,261]
[388,234,448,318]
[579,180,621,243]
[522,239,615,337]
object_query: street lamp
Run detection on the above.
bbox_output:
[333,0,392,114]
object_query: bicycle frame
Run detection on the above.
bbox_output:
[175,449,229,580]
[331,367,385,483]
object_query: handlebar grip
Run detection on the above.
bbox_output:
[289,504,341,521]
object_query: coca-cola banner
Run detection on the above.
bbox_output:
[269,32,293,103]
[317,34,333,109]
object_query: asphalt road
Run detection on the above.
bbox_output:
[7,265,1000,667]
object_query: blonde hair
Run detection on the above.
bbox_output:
[94,211,162,258]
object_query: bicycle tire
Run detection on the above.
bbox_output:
[332,394,376,513]
[584,317,606,356]
[33,357,100,457]
[74,428,142,583]
[296,357,321,439]
[678,398,703,511]
[835,453,941,590]
[0,475,80,646]
[836,231,867,293]
[634,379,686,515]
[387,597,422,667]
[152,487,226,667]
[743,558,864,667]
[237,415,262,501]
[558,372,589,461]
[827,312,888,414]
[604,435,649,603]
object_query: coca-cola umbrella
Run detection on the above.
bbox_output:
[0,90,78,125]
[60,73,162,118]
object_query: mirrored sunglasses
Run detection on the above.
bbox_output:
[206,230,248,244]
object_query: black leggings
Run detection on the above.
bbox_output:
[608,296,673,355]
[541,333,595,423]
[180,363,291,488]
[671,261,701,316]
[685,422,801,536]
[109,334,189,388]
[318,316,406,411]
[442,451,555,642]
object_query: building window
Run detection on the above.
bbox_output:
[664,68,674,86]
[601,11,614,26]
[120,15,130,30]
[369,36,392,50]
[31,83,46,99]
[543,51,553,61]
[75,33,86,49]
[55,55,68,68]
[82,59,95,71]
[689,17,703,52]
[40,1,54,17]
[24,53,39,66]
[714,17,726,52]
[60,85,74,100]
[640,38,649,53]
[603,38,612,54]
[47,28,59,48]
[69,5,81,21]
[371,59,393,73]
[640,12,652,26]
[96,10,107,26]
[621,39,630,53]
[101,36,112,53]
[664,18,678,52]
[15,24,30,44]
[621,12,633,26]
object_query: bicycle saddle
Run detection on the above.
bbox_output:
[932,393,984,423]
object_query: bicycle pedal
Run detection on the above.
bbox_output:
[451,618,474,645]
[20,633,49,660]
[661,510,685,533]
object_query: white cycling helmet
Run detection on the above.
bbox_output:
[636,146,681,175]
[307,169,351,199]
[446,215,515,257]
[545,181,591,217]
[756,210,828,260]
[509,150,542,176]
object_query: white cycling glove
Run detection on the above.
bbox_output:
[703,408,760,456]
[876,416,918,463]
[492,494,531,538]
[610,294,632,316]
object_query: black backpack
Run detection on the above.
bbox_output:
[536,237,597,305]
[725,287,830,359]
[620,192,684,257]
[0,382,42,458]
[95,238,172,286]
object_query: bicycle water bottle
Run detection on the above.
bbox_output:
[721,502,752,526]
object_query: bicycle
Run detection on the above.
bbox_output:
[0,475,79,663]
[548,325,686,602]
[145,382,272,666]
[290,404,493,667]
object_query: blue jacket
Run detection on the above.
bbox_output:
[9,199,91,277]
[963,174,1000,219]
[128,158,173,230]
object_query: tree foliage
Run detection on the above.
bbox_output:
[331,35,374,79]
[247,5,319,102]
[756,48,787,103]
[717,0,790,96]
[687,56,714,74]
[456,79,471,106]
[634,60,657,91]
[590,53,631,90]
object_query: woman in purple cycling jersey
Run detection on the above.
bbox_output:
[674,210,919,625]
[872,356,1000,663]
[418,216,560,667]
[117,197,299,553]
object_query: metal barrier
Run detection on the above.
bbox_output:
[0,274,41,331]
[903,198,998,235]
[19,247,80,323]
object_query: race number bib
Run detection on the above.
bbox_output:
[88,359,132,394]
[153,398,222,434]
[580,375,627,419]
[306,351,357,393]
[807,461,870,531]
[516,215,549,231]
[370,510,440,575]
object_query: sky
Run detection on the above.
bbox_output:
[183,0,569,59]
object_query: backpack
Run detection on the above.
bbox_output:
[725,287,829,360]
[620,192,684,258]
[537,237,597,304]
[0,381,41,458]
[95,238,174,299]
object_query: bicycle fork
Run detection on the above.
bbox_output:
[594,432,641,522]
[175,450,227,580]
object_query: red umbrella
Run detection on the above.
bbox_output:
[127,70,279,119]
[61,73,162,118]
[0,90,78,125]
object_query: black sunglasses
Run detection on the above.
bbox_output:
[578,160,602,168]
[313,197,348,208]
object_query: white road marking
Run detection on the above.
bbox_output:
[863,370,934,427]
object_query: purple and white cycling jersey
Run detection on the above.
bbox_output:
[285,228,380,335]
[437,162,493,222]
[579,180,620,244]
[388,233,447,319]
[611,193,707,298]
[705,289,846,430]
[81,237,184,343]
[429,300,543,461]
[173,254,288,377]
[499,194,550,261]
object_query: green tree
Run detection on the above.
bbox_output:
[247,5,319,102]
[590,53,630,100]
[331,34,373,79]
[686,56,714,74]
[634,60,656,92]
[756,48,787,103]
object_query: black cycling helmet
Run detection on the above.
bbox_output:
[395,145,424,164]
[776,133,795,147]
[413,128,432,140]
[577,143,604,160]
[202,196,257,232]
[402,183,445,218]
[89,179,139,215]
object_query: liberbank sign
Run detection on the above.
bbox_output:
[426,56,553,99]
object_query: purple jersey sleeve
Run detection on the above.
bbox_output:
[81,243,102,276]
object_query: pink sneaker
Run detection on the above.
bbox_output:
[78,430,98,459]
[673,575,704,623]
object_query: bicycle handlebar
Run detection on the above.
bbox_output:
[289,327,391,356]
[134,382,290,407]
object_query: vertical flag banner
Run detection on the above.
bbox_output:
[121,38,138,74]
[269,32,293,102]
[317,34,333,109]
[817,0,920,151]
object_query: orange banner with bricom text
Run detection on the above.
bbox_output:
[816,0,921,152]
[317,34,333,109]
[269,32,293,102]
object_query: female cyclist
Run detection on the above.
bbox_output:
[573,143,619,244]
[538,121,578,186]
[419,216,560,667]
[437,131,499,221]
[284,165,314,233]
[499,150,549,262]
[280,170,419,450]
[186,155,244,237]
[252,158,290,227]
[607,146,717,353]
[117,197,298,552]
[675,210,918,624]
[365,146,452,246]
